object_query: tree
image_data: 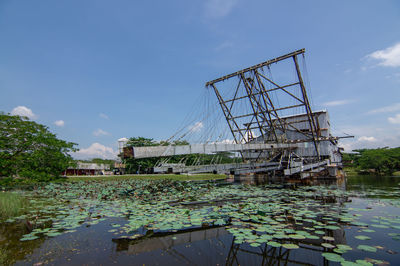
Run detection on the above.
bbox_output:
[0,113,77,181]
[353,148,400,175]
[123,137,159,174]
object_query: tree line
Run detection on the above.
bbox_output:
[343,147,400,175]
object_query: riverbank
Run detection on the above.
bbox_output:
[66,173,227,182]
[344,167,400,177]
[0,173,227,189]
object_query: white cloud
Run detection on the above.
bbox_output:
[367,42,400,67]
[189,121,204,132]
[10,106,37,120]
[54,120,65,127]
[322,100,353,107]
[368,103,400,114]
[93,129,110,136]
[358,136,377,142]
[99,113,109,119]
[73,143,117,159]
[204,0,238,18]
[388,114,400,124]
[337,124,400,152]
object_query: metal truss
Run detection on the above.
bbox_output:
[206,49,321,158]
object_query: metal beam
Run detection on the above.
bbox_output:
[131,143,298,159]
[205,49,305,86]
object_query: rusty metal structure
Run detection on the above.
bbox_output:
[123,49,347,178]
[206,48,319,156]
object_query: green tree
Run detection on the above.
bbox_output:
[353,148,400,175]
[123,137,159,174]
[0,113,77,181]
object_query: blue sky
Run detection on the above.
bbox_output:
[1,0,400,158]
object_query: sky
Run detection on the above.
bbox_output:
[1,0,400,159]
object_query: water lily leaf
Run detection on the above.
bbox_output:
[322,252,344,262]
[20,235,39,241]
[288,234,306,240]
[355,260,373,266]
[336,244,352,251]
[321,243,335,249]
[355,235,371,240]
[341,260,362,266]
[267,241,281,248]
[357,245,377,252]
[282,243,299,249]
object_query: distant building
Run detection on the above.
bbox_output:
[64,162,111,176]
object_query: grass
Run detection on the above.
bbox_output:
[343,167,358,176]
[0,192,29,219]
[66,173,227,182]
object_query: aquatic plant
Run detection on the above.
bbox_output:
[0,192,29,219]
[1,178,400,264]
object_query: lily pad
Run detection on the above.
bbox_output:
[321,252,344,262]
[355,235,371,240]
[357,245,377,252]
[267,241,281,248]
[282,243,299,249]
[321,243,335,249]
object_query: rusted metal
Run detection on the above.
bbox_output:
[205,49,305,86]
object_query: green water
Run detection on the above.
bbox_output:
[0,176,399,265]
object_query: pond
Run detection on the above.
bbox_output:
[1,175,400,265]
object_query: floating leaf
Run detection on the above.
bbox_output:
[321,252,344,262]
[357,245,377,252]
[355,260,373,266]
[336,244,352,251]
[267,241,281,248]
[355,235,371,240]
[282,243,299,249]
[321,243,335,249]
[20,235,39,241]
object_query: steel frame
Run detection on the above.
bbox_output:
[206,49,321,159]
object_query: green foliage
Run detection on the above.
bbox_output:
[0,113,77,181]
[124,137,159,173]
[126,136,159,147]
[0,192,29,219]
[351,148,400,175]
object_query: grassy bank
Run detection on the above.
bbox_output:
[345,167,400,177]
[0,192,29,219]
[343,167,358,176]
[67,173,227,182]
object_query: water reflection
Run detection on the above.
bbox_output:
[112,223,349,266]
[3,175,400,265]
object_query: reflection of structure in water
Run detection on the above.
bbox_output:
[113,223,347,266]
[114,227,227,254]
